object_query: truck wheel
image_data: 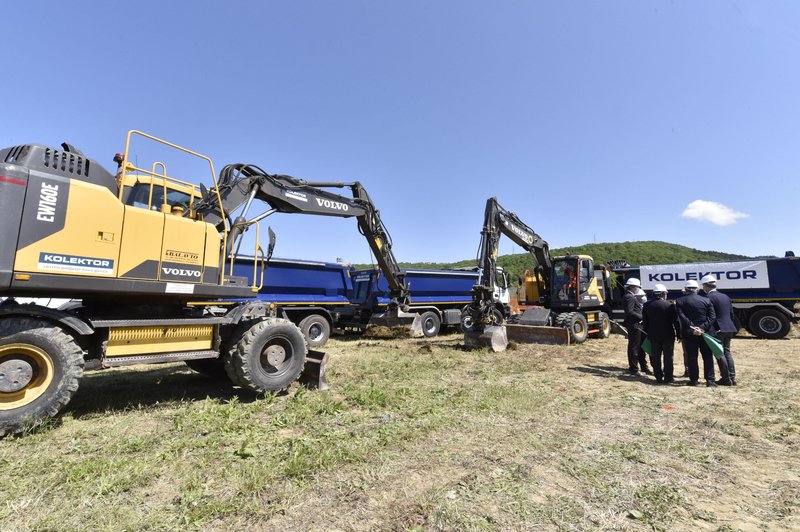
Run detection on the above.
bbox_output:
[596,312,611,339]
[556,312,589,344]
[185,358,226,378]
[0,318,84,437]
[225,318,307,393]
[459,305,473,333]
[298,314,331,348]
[748,309,791,339]
[420,311,441,338]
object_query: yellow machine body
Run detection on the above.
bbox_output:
[4,131,257,300]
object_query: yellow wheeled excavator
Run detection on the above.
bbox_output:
[463,197,614,351]
[0,130,420,435]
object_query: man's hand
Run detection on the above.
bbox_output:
[691,326,703,336]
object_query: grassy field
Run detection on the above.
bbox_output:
[1,330,798,531]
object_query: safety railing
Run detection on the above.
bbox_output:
[227,219,266,293]
[118,130,227,284]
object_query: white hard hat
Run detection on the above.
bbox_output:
[684,280,699,289]
[700,274,717,285]
[653,283,667,293]
[625,277,641,287]
[635,288,645,297]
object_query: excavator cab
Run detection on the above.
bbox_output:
[550,255,606,310]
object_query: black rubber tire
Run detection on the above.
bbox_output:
[298,314,331,348]
[459,305,474,333]
[225,318,307,393]
[420,311,441,338]
[555,312,589,344]
[596,312,611,339]
[185,358,226,378]
[748,309,791,339]
[487,308,504,326]
[0,318,84,437]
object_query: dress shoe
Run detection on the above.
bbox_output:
[715,378,733,386]
[688,380,699,386]
[706,380,718,387]
[730,378,737,386]
[664,378,674,384]
[629,369,641,376]
[641,368,653,375]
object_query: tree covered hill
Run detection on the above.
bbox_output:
[354,241,754,282]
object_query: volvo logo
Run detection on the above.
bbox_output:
[316,198,349,211]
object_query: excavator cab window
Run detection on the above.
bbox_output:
[127,183,192,213]
[579,259,592,295]
[552,258,579,302]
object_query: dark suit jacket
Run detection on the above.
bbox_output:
[675,293,716,339]
[623,291,642,326]
[642,298,679,341]
[705,290,738,333]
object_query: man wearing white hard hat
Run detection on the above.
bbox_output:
[623,278,651,375]
[675,279,718,386]
[642,284,680,383]
[701,275,736,385]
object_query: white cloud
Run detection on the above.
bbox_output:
[680,199,749,226]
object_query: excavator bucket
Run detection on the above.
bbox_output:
[505,324,571,346]
[464,325,509,352]
[364,308,424,338]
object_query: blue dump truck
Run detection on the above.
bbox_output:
[231,257,478,344]
[610,255,800,339]
[230,257,353,347]
[343,268,480,337]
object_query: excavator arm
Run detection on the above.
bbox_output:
[469,197,551,325]
[195,163,411,307]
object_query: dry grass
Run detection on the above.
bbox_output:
[1,329,798,530]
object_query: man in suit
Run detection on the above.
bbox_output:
[623,278,650,375]
[701,275,736,386]
[642,283,680,384]
[675,280,718,386]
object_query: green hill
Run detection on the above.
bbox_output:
[354,240,753,283]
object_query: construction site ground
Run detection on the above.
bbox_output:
[1,329,798,530]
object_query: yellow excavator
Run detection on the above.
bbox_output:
[463,197,614,351]
[0,130,420,435]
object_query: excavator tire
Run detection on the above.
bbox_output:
[555,312,589,344]
[225,318,307,393]
[594,312,612,339]
[0,318,84,437]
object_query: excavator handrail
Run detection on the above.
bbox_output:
[119,130,227,284]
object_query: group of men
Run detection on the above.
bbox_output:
[623,275,738,387]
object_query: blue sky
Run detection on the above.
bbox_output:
[4,1,799,263]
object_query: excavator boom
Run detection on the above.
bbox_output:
[464,197,570,351]
[196,163,422,335]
